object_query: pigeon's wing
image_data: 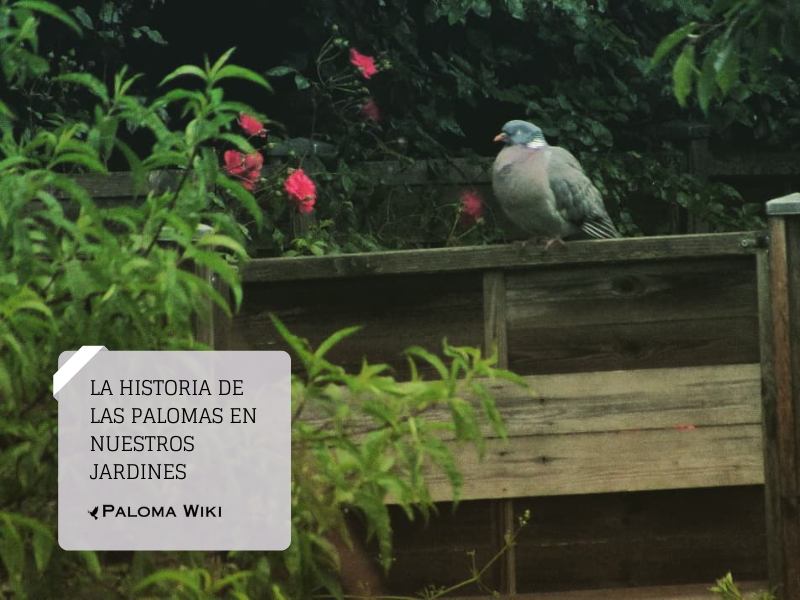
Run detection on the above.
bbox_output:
[547,147,620,239]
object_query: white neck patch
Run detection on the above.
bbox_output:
[525,139,547,149]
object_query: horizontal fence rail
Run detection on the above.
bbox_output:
[241,231,765,282]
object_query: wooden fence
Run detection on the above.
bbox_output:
[209,230,771,597]
[72,166,800,597]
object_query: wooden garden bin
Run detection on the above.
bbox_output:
[213,231,772,596]
[74,171,800,596]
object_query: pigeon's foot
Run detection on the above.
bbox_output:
[518,237,567,251]
[543,237,567,251]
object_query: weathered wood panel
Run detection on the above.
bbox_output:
[448,580,766,599]
[305,365,760,440]
[388,489,766,597]
[427,364,763,500]
[758,247,783,590]
[513,487,767,593]
[386,499,500,596]
[763,195,800,598]
[300,364,762,501]
[483,271,517,594]
[242,232,762,282]
[223,272,484,374]
[506,257,759,374]
[209,229,768,595]
[428,424,762,501]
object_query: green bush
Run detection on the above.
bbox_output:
[0,3,525,597]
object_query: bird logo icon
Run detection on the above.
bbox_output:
[88,506,99,520]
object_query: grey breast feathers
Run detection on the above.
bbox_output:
[492,145,576,239]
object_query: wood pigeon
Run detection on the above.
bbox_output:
[491,120,620,244]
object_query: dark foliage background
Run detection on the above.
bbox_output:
[12,0,797,252]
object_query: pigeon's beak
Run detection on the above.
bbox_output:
[493,133,507,143]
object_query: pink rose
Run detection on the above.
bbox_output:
[223,150,263,190]
[238,113,267,137]
[360,98,381,122]
[460,189,484,222]
[349,48,378,79]
[284,168,317,214]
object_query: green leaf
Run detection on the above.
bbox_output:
[265,66,296,77]
[133,568,205,593]
[15,0,82,34]
[714,43,740,94]
[211,571,253,593]
[0,99,14,119]
[31,527,53,573]
[269,314,315,368]
[471,0,491,18]
[70,6,93,29]
[160,65,207,86]
[472,382,507,438]
[79,551,102,578]
[217,133,255,154]
[55,73,109,103]
[216,175,263,228]
[209,48,238,77]
[649,22,696,71]
[136,25,167,45]
[214,65,272,91]
[503,0,526,19]
[49,152,108,173]
[0,516,25,588]
[0,156,31,172]
[195,233,247,257]
[294,73,310,90]
[697,50,717,114]
[314,326,362,361]
[405,346,449,380]
[672,44,696,107]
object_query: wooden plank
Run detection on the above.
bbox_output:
[241,232,763,283]
[513,487,767,593]
[387,489,767,596]
[446,580,767,599]
[425,423,763,501]
[483,272,515,594]
[505,257,759,374]
[764,196,800,598]
[67,150,800,198]
[483,272,508,368]
[708,153,800,177]
[66,170,181,199]
[225,272,484,375]
[387,499,500,596]
[300,364,763,501]
[758,248,783,591]
[303,364,762,441]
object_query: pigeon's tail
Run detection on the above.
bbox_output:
[581,215,621,239]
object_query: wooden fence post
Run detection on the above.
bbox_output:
[763,192,800,598]
[483,271,516,595]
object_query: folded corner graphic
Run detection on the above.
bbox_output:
[53,346,107,400]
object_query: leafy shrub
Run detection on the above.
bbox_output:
[0,3,525,597]
[711,573,776,600]
[131,320,523,599]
